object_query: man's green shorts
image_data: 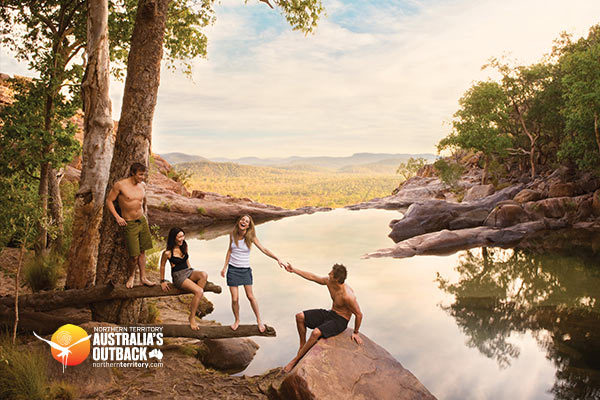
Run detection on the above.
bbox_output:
[123,215,153,257]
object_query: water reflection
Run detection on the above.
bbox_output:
[437,247,600,399]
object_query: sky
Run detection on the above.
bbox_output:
[1,0,600,158]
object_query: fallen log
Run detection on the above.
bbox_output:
[157,324,276,339]
[0,304,276,339]
[0,281,222,312]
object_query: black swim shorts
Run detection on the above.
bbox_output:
[303,308,349,338]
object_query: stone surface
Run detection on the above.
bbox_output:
[484,204,532,228]
[463,184,495,202]
[594,189,600,216]
[548,182,577,198]
[200,337,260,374]
[513,189,542,203]
[448,208,490,230]
[388,184,524,242]
[365,220,568,259]
[272,329,436,400]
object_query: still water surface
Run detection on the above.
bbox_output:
[177,209,599,400]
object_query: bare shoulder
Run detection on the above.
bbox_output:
[163,250,171,258]
[344,284,357,300]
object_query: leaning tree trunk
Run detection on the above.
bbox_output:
[65,0,114,289]
[93,0,171,324]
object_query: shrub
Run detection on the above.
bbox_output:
[433,158,464,189]
[0,337,48,400]
[23,253,63,292]
[197,207,206,215]
[146,301,160,324]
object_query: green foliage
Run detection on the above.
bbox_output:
[23,252,64,292]
[556,24,600,169]
[167,167,193,186]
[146,301,160,324]
[0,175,40,248]
[0,337,48,400]
[197,207,206,215]
[0,79,80,180]
[433,158,464,189]
[396,157,427,181]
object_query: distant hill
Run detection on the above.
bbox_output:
[164,152,436,173]
[160,152,209,164]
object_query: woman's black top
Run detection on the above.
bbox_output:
[169,252,189,273]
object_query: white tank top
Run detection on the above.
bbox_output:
[229,236,251,268]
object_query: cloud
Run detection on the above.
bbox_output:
[2,0,599,158]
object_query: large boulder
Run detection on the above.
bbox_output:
[594,189,600,216]
[548,182,577,198]
[513,189,542,203]
[448,208,489,230]
[463,184,495,202]
[484,204,532,228]
[199,338,259,374]
[271,329,436,400]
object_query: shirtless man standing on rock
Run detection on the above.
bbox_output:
[283,263,363,373]
[106,162,155,288]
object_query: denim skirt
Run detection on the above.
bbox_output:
[226,265,253,286]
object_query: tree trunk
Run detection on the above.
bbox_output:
[1,281,222,311]
[158,324,276,339]
[35,161,50,255]
[48,167,64,252]
[66,0,114,289]
[481,155,489,185]
[94,0,172,324]
[595,112,600,157]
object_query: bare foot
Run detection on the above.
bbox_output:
[190,318,200,330]
[230,320,240,331]
[126,275,135,289]
[141,277,155,286]
[283,359,297,373]
[258,322,266,333]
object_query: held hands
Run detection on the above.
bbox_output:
[351,332,363,345]
[284,262,294,273]
[160,281,170,292]
[277,259,287,269]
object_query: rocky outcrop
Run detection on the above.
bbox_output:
[593,189,600,216]
[388,185,524,242]
[269,329,436,400]
[365,219,569,259]
[199,338,259,374]
[463,184,494,201]
[513,188,542,203]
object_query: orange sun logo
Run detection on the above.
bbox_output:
[34,324,91,373]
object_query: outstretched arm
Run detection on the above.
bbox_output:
[253,237,286,268]
[285,264,327,285]
[159,251,170,292]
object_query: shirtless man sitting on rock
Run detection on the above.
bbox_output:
[283,263,363,373]
[106,162,155,288]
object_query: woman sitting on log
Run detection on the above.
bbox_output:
[221,214,287,332]
[160,227,208,330]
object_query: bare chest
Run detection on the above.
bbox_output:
[119,184,145,202]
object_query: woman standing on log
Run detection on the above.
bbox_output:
[221,214,286,332]
[160,227,208,330]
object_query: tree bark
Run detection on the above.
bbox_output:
[595,112,600,157]
[94,0,171,324]
[158,324,276,339]
[48,167,64,252]
[1,281,222,311]
[35,161,50,255]
[66,0,114,289]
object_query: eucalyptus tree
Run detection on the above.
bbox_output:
[557,24,600,169]
[438,80,512,184]
[93,0,325,324]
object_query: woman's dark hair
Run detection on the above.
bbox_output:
[166,227,187,255]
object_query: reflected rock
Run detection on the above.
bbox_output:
[271,329,436,400]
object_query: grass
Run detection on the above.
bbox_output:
[23,252,63,292]
[0,336,48,400]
